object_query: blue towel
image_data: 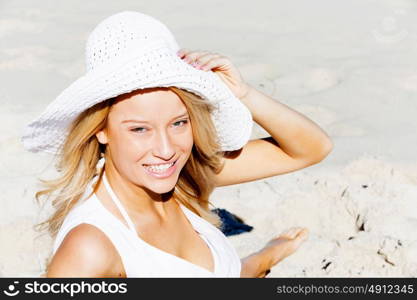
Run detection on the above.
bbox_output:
[211,208,253,236]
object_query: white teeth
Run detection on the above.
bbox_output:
[144,162,174,173]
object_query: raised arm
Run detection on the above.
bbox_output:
[176,48,333,186]
[214,84,333,187]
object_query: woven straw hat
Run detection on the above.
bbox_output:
[21,11,253,154]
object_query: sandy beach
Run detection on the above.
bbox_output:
[1,0,416,277]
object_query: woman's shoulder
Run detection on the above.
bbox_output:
[48,194,126,277]
[47,222,124,277]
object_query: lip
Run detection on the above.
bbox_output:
[143,160,177,179]
[143,158,177,166]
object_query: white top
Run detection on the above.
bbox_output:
[52,172,241,277]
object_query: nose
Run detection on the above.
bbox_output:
[152,129,176,161]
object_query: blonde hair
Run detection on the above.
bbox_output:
[34,87,226,241]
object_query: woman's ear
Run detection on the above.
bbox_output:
[96,129,108,145]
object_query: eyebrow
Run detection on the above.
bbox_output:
[121,112,189,124]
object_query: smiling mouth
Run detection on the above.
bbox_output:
[142,159,177,173]
[142,159,177,167]
[142,159,178,179]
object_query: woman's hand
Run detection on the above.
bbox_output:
[240,227,309,278]
[260,227,309,274]
[177,48,251,99]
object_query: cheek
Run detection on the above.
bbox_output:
[182,129,194,153]
[182,137,194,164]
[109,131,146,163]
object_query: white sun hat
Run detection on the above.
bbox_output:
[21,11,253,154]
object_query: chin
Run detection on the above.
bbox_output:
[141,173,179,194]
[146,181,177,195]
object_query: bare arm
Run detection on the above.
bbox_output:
[214,84,333,187]
[240,250,271,278]
[177,48,333,187]
[240,84,333,160]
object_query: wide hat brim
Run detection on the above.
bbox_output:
[21,39,253,154]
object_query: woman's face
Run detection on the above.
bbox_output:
[96,87,193,194]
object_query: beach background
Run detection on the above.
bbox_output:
[1,0,416,277]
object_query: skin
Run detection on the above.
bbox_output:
[178,48,333,277]
[48,87,216,277]
[240,227,310,277]
[46,48,333,278]
[95,87,194,216]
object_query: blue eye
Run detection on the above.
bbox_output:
[130,119,188,133]
[174,119,189,127]
[131,127,147,133]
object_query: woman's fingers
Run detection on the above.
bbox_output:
[298,228,310,241]
[280,227,309,240]
[198,54,226,70]
[177,48,223,71]
[176,48,190,59]
[177,47,248,99]
[177,48,205,62]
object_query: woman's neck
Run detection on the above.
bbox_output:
[96,167,175,221]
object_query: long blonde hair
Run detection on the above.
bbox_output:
[34,87,226,240]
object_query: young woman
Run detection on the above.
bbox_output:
[22,11,332,278]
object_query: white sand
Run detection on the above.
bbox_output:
[1,0,416,277]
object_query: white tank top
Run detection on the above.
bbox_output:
[52,172,241,277]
